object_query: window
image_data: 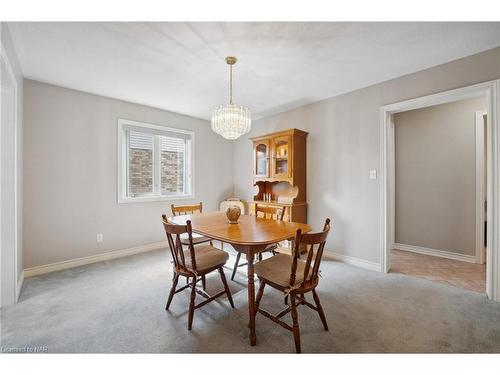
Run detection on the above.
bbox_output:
[118,119,194,203]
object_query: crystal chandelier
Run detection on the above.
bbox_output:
[211,56,251,140]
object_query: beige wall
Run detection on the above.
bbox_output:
[394,97,486,255]
[233,47,500,264]
[23,80,233,268]
[21,47,500,269]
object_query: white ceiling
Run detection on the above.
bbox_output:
[8,22,500,120]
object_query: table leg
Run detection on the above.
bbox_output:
[246,250,256,346]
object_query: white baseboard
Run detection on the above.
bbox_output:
[324,251,381,272]
[393,243,478,264]
[16,271,24,301]
[23,241,166,278]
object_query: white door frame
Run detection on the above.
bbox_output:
[475,110,487,265]
[0,41,19,307]
[380,80,500,301]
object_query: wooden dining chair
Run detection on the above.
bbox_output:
[162,215,234,330]
[171,202,213,247]
[254,218,331,353]
[230,204,286,281]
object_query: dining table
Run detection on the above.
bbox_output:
[168,211,311,346]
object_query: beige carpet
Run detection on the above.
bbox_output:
[1,248,500,353]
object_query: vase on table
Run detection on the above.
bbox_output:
[226,206,241,224]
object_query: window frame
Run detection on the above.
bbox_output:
[117,118,195,204]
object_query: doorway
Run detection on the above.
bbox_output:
[380,80,500,301]
[388,98,487,293]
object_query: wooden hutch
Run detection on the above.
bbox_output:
[249,128,308,223]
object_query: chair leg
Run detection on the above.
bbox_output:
[218,267,234,308]
[255,281,266,316]
[312,289,329,331]
[231,252,242,281]
[165,273,179,310]
[284,295,289,305]
[188,277,197,330]
[290,294,301,354]
[186,276,189,285]
[258,253,263,261]
[201,275,207,291]
[249,281,266,328]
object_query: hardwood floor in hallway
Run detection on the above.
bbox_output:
[390,249,486,293]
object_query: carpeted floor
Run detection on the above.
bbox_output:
[1,248,500,353]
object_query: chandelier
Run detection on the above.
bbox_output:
[211,56,251,140]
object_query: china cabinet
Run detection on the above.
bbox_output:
[249,128,308,223]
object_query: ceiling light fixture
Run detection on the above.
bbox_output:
[211,56,251,140]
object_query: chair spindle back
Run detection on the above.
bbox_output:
[171,202,203,216]
[255,204,286,221]
[161,215,197,271]
[290,218,331,287]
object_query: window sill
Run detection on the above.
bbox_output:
[118,194,194,204]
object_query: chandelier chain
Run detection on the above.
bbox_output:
[229,64,233,104]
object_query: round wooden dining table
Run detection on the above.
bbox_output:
[168,211,311,346]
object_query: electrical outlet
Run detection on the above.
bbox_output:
[369,170,377,180]
[96,233,104,243]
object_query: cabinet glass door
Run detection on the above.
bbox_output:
[272,135,291,178]
[254,141,269,177]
